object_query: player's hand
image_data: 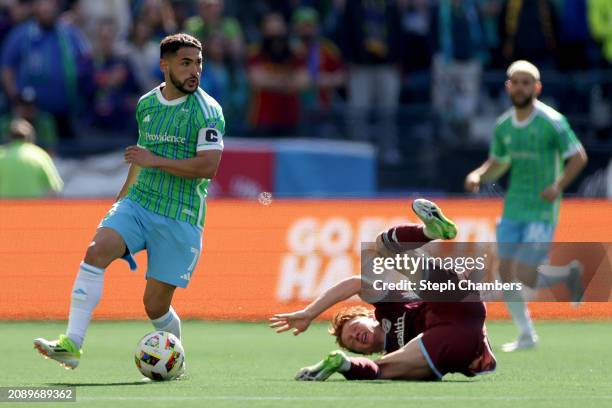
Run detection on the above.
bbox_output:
[540,184,561,202]
[464,172,481,193]
[124,146,159,168]
[269,310,313,336]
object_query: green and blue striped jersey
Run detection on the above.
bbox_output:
[490,100,582,223]
[127,84,225,228]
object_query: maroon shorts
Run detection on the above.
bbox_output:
[418,302,495,378]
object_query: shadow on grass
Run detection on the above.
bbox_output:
[46,381,151,387]
[265,378,475,384]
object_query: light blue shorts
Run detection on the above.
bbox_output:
[496,218,555,267]
[99,198,202,288]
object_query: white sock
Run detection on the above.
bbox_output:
[66,262,105,348]
[537,263,573,288]
[151,307,182,340]
[339,358,352,372]
[503,290,535,338]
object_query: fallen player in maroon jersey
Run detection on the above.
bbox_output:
[270,199,497,381]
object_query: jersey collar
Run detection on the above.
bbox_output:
[511,101,539,128]
[155,83,188,106]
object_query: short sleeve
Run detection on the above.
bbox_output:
[553,117,582,159]
[489,125,510,163]
[197,104,225,152]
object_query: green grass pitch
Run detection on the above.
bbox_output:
[2,320,612,408]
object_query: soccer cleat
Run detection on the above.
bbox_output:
[295,350,348,381]
[566,260,585,306]
[501,333,538,353]
[33,335,82,369]
[412,199,458,240]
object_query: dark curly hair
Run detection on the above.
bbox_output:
[160,33,202,58]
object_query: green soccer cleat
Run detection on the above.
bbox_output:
[33,335,82,370]
[412,198,458,240]
[294,350,348,381]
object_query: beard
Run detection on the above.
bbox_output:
[510,92,535,109]
[168,70,198,95]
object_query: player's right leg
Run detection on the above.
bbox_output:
[34,228,126,369]
[497,219,539,352]
[34,199,146,369]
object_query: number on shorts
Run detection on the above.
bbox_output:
[188,247,199,272]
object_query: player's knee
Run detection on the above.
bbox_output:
[84,235,124,268]
[143,295,169,320]
[84,243,112,268]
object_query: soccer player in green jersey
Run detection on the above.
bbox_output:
[465,61,588,352]
[34,33,224,371]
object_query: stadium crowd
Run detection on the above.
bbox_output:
[0,0,610,159]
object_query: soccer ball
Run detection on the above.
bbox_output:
[134,331,185,381]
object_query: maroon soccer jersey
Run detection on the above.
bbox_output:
[373,301,494,378]
[374,301,427,354]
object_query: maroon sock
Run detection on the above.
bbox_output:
[341,357,380,380]
[381,224,431,252]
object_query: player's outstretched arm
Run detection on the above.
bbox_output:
[124,146,222,179]
[270,276,361,336]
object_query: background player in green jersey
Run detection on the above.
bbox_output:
[464,61,588,352]
[33,33,224,371]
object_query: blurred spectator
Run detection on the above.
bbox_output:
[498,0,559,68]
[337,0,403,164]
[247,13,309,135]
[184,0,245,62]
[0,0,92,140]
[0,87,57,152]
[292,6,345,111]
[62,0,131,45]
[477,0,503,65]
[90,18,139,131]
[588,0,612,66]
[398,0,433,72]
[200,32,248,127]
[556,0,591,70]
[0,0,32,45]
[126,20,162,92]
[430,0,485,122]
[167,0,190,29]
[136,0,178,42]
[0,118,63,197]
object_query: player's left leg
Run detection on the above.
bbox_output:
[143,279,181,339]
[142,210,202,341]
[375,335,435,380]
[295,336,434,381]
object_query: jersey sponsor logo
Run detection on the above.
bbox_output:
[394,312,406,347]
[382,318,392,334]
[143,132,186,144]
[511,151,538,159]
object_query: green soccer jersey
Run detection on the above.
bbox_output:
[490,100,582,223]
[127,84,225,228]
